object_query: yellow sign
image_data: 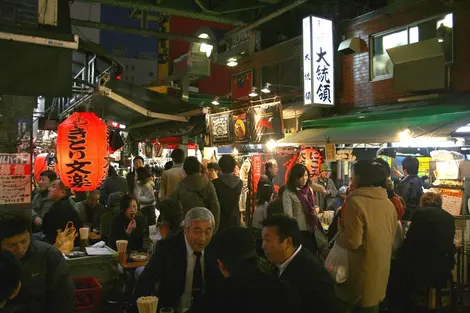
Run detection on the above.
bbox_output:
[325,144,336,161]
[417,157,431,176]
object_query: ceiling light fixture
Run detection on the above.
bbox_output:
[198,33,213,58]
[248,87,258,97]
[226,57,238,67]
[261,83,271,94]
[211,97,220,105]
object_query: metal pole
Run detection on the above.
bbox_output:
[71,19,215,44]
[225,0,308,38]
[85,0,244,26]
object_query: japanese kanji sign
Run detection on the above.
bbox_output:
[0,153,31,205]
[56,112,109,192]
[302,16,335,106]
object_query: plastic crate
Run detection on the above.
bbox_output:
[73,277,102,313]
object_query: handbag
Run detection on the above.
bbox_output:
[54,221,76,253]
[315,220,329,261]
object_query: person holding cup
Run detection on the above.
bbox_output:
[109,194,150,253]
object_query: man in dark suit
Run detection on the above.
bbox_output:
[262,215,343,313]
[204,226,300,313]
[135,207,222,312]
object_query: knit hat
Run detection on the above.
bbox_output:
[211,227,257,263]
[320,163,332,172]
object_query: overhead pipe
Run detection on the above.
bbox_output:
[86,0,244,26]
[99,86,189,123]
[225,0,308,38]
[71,19,215,44]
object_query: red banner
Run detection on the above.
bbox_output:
[252,154,263,194]
[231,70,252,100]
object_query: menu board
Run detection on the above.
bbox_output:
[210,114,232,144]
[439,188,463,216]
[0,153,31,205]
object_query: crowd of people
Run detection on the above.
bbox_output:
[0,152,457,313]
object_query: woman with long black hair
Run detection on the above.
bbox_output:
[282,163,319,254]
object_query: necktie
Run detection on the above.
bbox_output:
[192,252,203,306]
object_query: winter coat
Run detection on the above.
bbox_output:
[212,173,242,230]
[159,163,183,200]
[109,213,150,252]
[134,180,156,208]
[316,178,338,211]
[398,204,455,285]
[31,191,55,220]
[396,174,424,220]
[4,240,74,313]
[42,196,83,247]
[171,174,220,229]
[99,175,128,205]
[282,189,311,231]
[337,187,397,308]
[74,201,105,230]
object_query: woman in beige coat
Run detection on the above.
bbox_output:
[337,161,397,313]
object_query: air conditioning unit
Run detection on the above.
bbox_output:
[387,39,445,93]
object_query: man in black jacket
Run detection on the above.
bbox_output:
[42,180,82,246]
[396,156,424,220]
[262,215,342,313]
[0,250,22,313]
[204,226,300,313]
[212,155,243,230]
[0,215,74,313]
[135,207,222,312]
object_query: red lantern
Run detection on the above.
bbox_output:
[56,112,109,192]
[33,153,57,183]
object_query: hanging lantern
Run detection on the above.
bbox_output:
[56,112,109,192]
[33,153,48,184]
[33,153,57,184]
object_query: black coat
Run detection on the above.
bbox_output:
[203,269,300,313]
[109,213,149,252]
[212,174,243,230]
[4,240,74,313]
[398,205,455,285]
[135,232,222,311]
[126,171,137,195]
[280,248,343,313]
[396,175,424,220]
[42,197,82,247]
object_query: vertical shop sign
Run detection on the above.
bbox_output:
[325,143,336,161]
[0,153,31,204]
[303,16,334,106]
[302,17,313,105]
[252,154,263,193]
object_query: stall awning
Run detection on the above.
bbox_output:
[279,103,470,145]
[86,78,207,140]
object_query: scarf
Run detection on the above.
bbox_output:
[296,185,318,231]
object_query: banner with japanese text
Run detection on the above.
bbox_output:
[0,153,31,204]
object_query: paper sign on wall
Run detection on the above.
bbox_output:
[0,153,31,205]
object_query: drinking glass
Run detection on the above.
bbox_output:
[160,308,174,313]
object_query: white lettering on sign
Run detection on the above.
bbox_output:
[302,17,312,105]
[303,16,335,106]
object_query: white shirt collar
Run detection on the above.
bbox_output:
[277,245,302,276]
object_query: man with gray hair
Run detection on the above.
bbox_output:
[135,207,222,312]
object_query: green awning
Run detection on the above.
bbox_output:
[279,103,470,145]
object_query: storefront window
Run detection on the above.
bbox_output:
[371,13,453,80]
